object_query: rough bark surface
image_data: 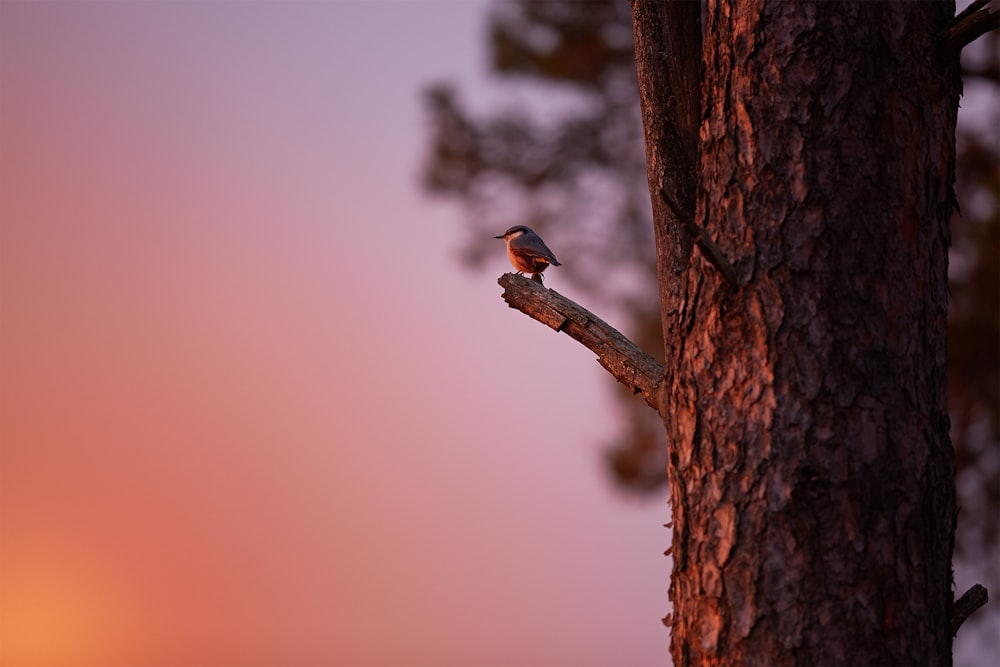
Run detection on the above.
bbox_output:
[630,0,702,374]
[657,2,960,665]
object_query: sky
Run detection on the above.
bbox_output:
[0,2,672,666]
[1,3,996,667]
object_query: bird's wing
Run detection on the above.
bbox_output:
[511,236,559,264]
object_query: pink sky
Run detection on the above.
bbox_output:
[1,3,672,665]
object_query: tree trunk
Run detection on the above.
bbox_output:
[630,0,701,371]
[643,2,960,665]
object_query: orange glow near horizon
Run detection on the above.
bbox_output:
[1,532,150,667]
[0,3,674,664]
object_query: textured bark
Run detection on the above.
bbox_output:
[655,2,960,666]
[630,0,702,374]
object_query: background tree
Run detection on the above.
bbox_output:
[423,0,671,491]
[424,0,997,663]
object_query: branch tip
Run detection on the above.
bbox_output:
[951,583,988,636]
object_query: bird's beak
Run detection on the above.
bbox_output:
[493,234,505,239]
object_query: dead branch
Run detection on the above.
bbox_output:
[659,186,739,286]
[941,0,999,56]
[498,273,665,414]
[951,583,989,636]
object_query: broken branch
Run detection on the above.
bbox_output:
[951,583,988,636]
[941,0,999,56]
[659,186,739,286]
[498,273,665,414]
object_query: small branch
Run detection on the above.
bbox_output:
[951,583,989,636]
[941,0,999,56]
[498,273,665,414]
[658,187,739,286]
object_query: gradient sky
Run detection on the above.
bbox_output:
[2,3,996,667]
[1,3,673,665]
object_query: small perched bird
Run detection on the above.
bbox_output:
[494,225,562,284]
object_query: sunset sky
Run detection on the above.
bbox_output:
[1,3,671,665]
[1,2,995,667]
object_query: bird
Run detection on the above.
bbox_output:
[494,225,562,284]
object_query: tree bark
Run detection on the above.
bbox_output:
[643,2,960,665]
[630,0,702,381]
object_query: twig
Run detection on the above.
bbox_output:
[658,187,739,286]
[498,273,665,414]
[951,583,989,636]
[941,0,999,56]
